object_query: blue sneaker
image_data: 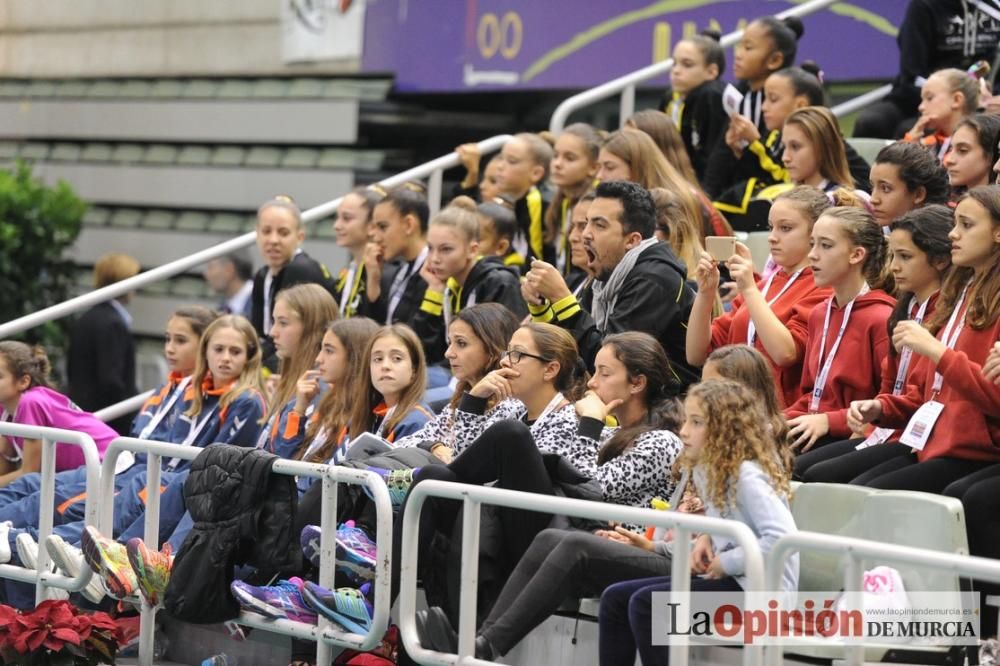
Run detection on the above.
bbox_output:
[363,467,418,508]
[301,521,377,586]
[230,577,317,624]
[301,581,374,635]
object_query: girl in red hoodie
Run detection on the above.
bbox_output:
[686,185,834,407]
[848,185,1000,491]
[785,206,897,451]
[796,204,955,480]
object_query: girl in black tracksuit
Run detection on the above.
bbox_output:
[412,197,528,364]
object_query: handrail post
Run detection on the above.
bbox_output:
[619,84,636,127]
[35,436,55,604]
[138,453,164,666]
[457,496,482,661]
[428,168,444,218]
[315,470,340,666]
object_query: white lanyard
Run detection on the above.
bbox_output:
[741,89,762,129]
[339,261,358,316]
[809,284,870,414]
[931,284,971,397]
[255,410,280,450]
[375,405,397,439]
[527,392,566,435]
[301,424,329,461]
[938,137,952,161]
[386,246,428,324]
[747,269,803,347]
[167,404,219,470]
[138,376,192,440]
[892,296,931,395]
[572,278,590,299]
[556,205,572,272]
[262,272,275,333]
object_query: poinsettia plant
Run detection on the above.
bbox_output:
[0,600,128,665]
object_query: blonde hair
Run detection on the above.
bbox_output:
[348,324,428,440]
[626,110,698,184]
[431,196,481,242]
[783,107,853,188]
[774,185,832,226]
[258,195,303,229]
[186,315,264,417]
[93,253,140,289]
[680,380,791,511]
[932,68,980,116]
[265,284,339,424]
[513,132,554,179]
[601,129,704,236]
[650,186,703,278]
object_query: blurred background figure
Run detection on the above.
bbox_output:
[203,251,254,317]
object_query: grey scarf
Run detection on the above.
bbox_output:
[590,238,659,333]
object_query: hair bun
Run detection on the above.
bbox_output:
[448,195,478,213]
[800,60,822,81]
[30,345,52,381]
[782,15,804,40]
[700,27,722,42]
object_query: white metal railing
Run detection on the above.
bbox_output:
[398,480,767,666]
[764,531,1000,666]
[99,437,393,666]
[830,83,893,119]
[0,134,513,340]
[548,0,841,134]
[0,423,101,605]
[93,391,154,424]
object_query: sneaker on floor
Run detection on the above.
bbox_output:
[80,525,137,599]
[0,521,12,564]
[363,467,417,508]
[45,534,106,604]
[302,521,377,586]
[230,577,317,624]
[301,581,374,635]
[126,538,173,607]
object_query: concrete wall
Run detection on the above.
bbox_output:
[0,0,360,77]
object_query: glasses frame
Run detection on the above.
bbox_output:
[501,349,550,365]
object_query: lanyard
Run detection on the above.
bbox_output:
[166,404,219,470]
[932,284,971,397]
[138,376,192,440]
[387,246,428,324]
[255,410,280,450]
[338,261,362,316]
[528,392,567,435]
[375,405,397,439]
[809,284,870,414]
[741,89,762,129]
[892,296,931,395]
[746,269,803,347]
[556,199,571,273]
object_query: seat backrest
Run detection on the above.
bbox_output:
[845,137,893,165]
[791,483,875,591]
[860,490,968,598]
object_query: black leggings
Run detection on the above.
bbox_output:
[390,419,556,602]
[479,528,673,655]
[943,464,1000,635]
[795,440,994,491]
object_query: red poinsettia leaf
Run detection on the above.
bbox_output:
[87,612,118,631]
[26,628,48,652]
[49,627,82,646]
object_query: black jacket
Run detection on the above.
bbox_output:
[164,445,299,623]
[661,79,728,184]
[889,0,1000,113]
[356,256,429,326]
[251,251,336,366]
[556,241,699,390]
[66,301,137,434]
[412,257,528,363]
[513,186,554,266]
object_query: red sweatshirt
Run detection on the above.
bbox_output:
[710,267,831,407]
[785,289,896,438]
[876,304,1000,463]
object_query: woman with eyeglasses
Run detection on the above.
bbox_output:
[407,331,686,658]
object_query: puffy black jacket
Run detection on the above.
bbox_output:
[164,445,299,623]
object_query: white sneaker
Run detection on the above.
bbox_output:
[0,521,11,564]
[16,533,67,600]
[45,534,106,604]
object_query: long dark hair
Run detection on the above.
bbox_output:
[886,205,954,350]
[449,303,521,407]
[596,332,682,465]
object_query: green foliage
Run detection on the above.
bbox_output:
[0,160,85,357]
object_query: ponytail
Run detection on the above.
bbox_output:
[819,207,894,293]
[0,342,52,390]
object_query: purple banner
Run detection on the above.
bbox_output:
[361,0,907,92]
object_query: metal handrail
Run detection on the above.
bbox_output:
[0,134,513,339]
[0,422,101,605]
[93,391,154,424]
[830,83,893,118]
[100,437,393,666]
[765,531,1000,666]
[549,0,840,134]
[398,480,766,666]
